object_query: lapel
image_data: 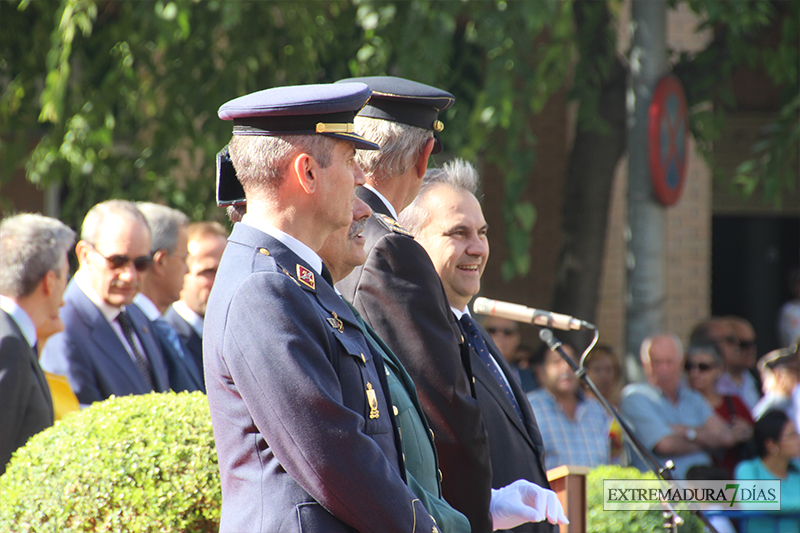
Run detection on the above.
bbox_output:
[126,304,170,391]
[358,187,392,218]
[0,310,53,417]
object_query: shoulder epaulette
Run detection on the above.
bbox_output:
[374,213,414,238]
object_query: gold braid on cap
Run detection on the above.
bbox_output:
[316,122,355,133]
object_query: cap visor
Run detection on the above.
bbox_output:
[323,132,380,151]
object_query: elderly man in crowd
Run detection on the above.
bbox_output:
[205,82,443,533]
[165,221,227,375]
[400,158,566,532]
[0,213,75,474]
[133,202,203,393]
[621,333,738,478]
[42,200,170,406]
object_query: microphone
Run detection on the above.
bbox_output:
[472,297,596,331]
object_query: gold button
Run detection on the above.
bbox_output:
[393,405,399,416]
[460,335,465,343]
[385,368,390,376]
[432,526,439,533]
[429,428,435,441]
[259,248,270,255]
[472,377,476,383]
[360,353,366,363]
[402,453,406,462]
[438,469,443,482]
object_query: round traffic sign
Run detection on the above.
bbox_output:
[648,75,689,207]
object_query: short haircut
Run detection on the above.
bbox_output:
[685,342,724,366]
[354,116,433,183]
[228,134,335,199]
[80,200,150,245]
[399,158,480,236]
[640,333,683,364]
[136,203,189,254]
[187,221,228,243]
[753,409,790,458]
[0,213,76,298]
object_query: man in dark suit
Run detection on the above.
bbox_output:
[205,83,439,533]
[134,202,204,393]
[41,200,170,406]
[0,213,75,474]
[164,221,227,374]
[401,158,566,531]
[335,76,495,532]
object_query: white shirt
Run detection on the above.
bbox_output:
[0,294,37,348]
[452,305,513,390]
[171,300,203,338]
[74,271,147,364]
[365,184,399,220]
[241,213,323,275]
[133,293,161,322]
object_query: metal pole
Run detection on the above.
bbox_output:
[626,0,667,383]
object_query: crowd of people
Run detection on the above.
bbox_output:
[1,75,799,532]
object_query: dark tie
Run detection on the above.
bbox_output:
[460,314,523,420]
[320,263,334,287]
[116,309,155,390]
[154,317,186,360]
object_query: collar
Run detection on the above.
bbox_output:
[171,300,203,336]
[240,214,323,275]
[133,293,161,321]
[364,184,398,220]
[0,295,37,348]
[74,270,123,323]
[451,306,468,320]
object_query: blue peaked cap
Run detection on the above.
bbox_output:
[218,83,380,151]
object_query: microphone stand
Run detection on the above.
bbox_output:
[539,327,720,533]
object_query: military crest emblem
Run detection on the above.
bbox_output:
[296,265,315,290]
[326,312,344,333]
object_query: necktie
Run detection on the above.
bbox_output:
[460,314,523,420]
[116,309,155,390]
[321,263,334,287]
[154,317,186,360]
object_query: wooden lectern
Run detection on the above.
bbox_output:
[547,465,590,533]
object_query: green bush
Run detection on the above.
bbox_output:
[0,391,220,532]
[587,465,703,533]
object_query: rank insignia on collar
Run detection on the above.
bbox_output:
[375,213,414,237]
[366,382,380,419]
[296,264,315,290]
[326,312,344,333]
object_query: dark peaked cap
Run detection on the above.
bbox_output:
[218,83,380,151]
[336,76,455,153]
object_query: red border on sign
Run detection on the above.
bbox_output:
[648,75,689,207]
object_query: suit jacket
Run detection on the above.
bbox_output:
[146,314,205,394]
[164,305,203,376]
[41,280,169,406]
[464,318,556,533]
[337,188,493,533]
[203,223,436,533]
[0,310,54,474]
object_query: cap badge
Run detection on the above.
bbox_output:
[326,312,344,334]
[366,382,380,419]
[433,120,444,132]
[296,265,315,290]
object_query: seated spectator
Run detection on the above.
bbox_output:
[527,342,611,470]
[583,345,625,464]
[734,410,800,533]
[621,333,736,479]
[1,213,75,474]
[685,466,737,533]
[37,301,79,421]
[752,348,799,421]
[512,344,539,392]
[684,343,754,477]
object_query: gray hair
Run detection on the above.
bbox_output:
[399,158,480,236]
[685,343,724,366]
[354,116,433,183]
[228,134,335,200]
[0,213,76,298]
[640,333,684,364]
[81,200,150,245]
[136,202,189,254]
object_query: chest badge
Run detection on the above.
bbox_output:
[296,265,315,290]
[366,382,380,419]
[326,312,344,333]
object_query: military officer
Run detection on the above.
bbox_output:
[205,83,439,533]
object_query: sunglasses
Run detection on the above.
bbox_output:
[685,361,715,372]
[739,340,756,350]
[89,243,153,272]
[486,327,519,336]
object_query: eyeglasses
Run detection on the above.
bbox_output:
[88,243,153,272]
[486,327,519,336]
[685,361,715,372]
[711,336,739,346]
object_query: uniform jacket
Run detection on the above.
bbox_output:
[203,223,436,533]
[164,305,203,377]
[40,280,169,406]
[337,187,493,533]
[463,318,556,533]
[0,310,54,474]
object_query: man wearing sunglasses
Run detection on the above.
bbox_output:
[42,200,170,407]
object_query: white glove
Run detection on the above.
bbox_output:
[490,479,570,531]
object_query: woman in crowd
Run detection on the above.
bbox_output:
[734,409,800,533]
[583,345,625,464]
[685,343,755,476]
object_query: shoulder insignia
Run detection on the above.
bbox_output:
[374,213,414,237]
[281,267,301,286]
[296,264,315,290]
[326,311,344,334]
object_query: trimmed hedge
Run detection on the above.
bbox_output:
[0,391,220,532]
